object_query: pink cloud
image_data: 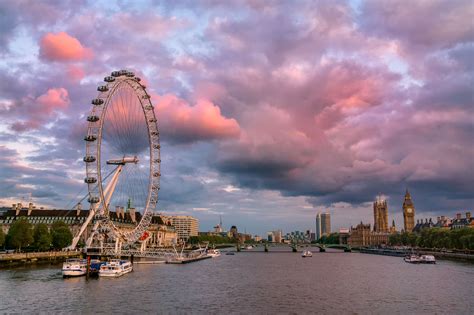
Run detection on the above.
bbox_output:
[10,88,70,132]
[36,88,70,114]
[39,32,93,62]
[153,94,240,143]
[66,65,85,82]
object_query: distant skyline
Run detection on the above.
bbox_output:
[0,1,473,235]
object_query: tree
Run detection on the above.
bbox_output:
[52,220,69,230]
[7,218,33,251]
[52,227,73,249]
[0,226,5,248]
[33,223,52,251]
[51,221,73,249]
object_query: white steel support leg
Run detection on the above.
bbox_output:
[100,165,123,215]
[68,203,98,249]
[70,165,124,250]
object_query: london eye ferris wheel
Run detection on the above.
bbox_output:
[70,69,160,249]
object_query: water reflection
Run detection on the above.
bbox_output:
[1,250,473,313]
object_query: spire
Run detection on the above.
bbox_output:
[392,219,395,227]
[405,188,411,199]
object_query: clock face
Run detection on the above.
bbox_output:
[406,208,413,214]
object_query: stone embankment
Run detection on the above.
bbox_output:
[0,250,81,267]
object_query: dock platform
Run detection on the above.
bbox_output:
[166,255,212,264]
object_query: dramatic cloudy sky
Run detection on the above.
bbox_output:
[0,0,472,235]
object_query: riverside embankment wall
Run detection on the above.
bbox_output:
[0,251,81,267]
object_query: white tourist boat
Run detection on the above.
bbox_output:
[302,250,313,258]
[62,258,87,277]
[419,255,436,264]
[245,245,253,250]
[99,259,133,277]
[403,254,421,264]
[207,249,221,258]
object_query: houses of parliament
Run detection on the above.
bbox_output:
[348,190,416,246]
[373,189,415,233]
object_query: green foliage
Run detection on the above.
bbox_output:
[51,222,73,249]
[7,218,34,250]
[389,228,474,250]
[0,226,5,247]
[51,220,69,230]
[318,233,340,244]
[188,235,235,245]
[389,232,418,247]
[33,223,52,251]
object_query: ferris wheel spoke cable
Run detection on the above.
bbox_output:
[61,166,119,217]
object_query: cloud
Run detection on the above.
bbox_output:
[153,94,241,144]
[10,87,70,132]
[360,0,474,52]
[0,0,473,233]
[39,32,93,62]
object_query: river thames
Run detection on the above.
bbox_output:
[1,248,473,314]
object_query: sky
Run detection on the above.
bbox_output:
[0,0,473,236]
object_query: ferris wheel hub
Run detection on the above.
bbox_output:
[106,156,139,165]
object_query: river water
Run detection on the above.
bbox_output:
[1,247,473,314]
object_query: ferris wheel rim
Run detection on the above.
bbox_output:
[84,70,160,244]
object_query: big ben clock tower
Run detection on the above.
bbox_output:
[403,189,415,232]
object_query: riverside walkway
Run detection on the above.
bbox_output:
[0,250,81,267]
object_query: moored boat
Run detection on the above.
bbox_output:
[419,254,436,264]
[207,249,221,257]
[62,259,87,277]
[403,254,420,264]
[99,259,133,277]
[302,250,312,258]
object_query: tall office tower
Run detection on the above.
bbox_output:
[373,196,389,232]
[403,189,416,232]
[321,213,331,236]
[168,215,199,240]
[315,213,322,240]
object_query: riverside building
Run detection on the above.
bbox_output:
[162,215,199,241]
[0,203,177,247]
[315,212,331,240]
[373,196,389,232]
[347,222,390,247]
[402,189,416,232]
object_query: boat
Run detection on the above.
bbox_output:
[99,259,133,277]
[302,250,312,257]
[419,255,436,264]
[89,259,106,276]
[207,249,221,258]
[403,254,421,264]
[245,245,253,250]
[62,258,87,277]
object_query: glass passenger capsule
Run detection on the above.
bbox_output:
[84,177,97,184]
[91,99,104,105]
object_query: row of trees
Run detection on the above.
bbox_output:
[188,235,236,245]
[316,232,340,244]
[389,228,474,250]
[0,219,73,251]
